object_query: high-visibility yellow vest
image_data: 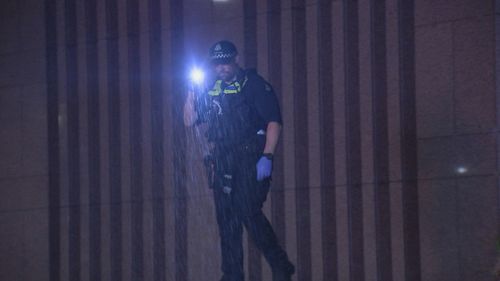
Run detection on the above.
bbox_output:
[208,77,248,96]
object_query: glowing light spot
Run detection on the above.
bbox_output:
[190,68,205,85]
[456,166,468,174]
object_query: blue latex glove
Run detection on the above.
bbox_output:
[256,156,273,181]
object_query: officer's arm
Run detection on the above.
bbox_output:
[183,90,197,126]
[263,121,282,154]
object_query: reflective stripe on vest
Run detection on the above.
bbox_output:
[208,76,249,96]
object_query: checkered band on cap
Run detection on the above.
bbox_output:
[211,51,236,59]
[209,40,238,61]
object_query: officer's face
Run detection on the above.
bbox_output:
[213,58,239,82]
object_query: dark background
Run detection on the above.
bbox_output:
[0,0,497,280]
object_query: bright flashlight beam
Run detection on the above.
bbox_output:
[190,68,205,85]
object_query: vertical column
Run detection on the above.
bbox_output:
[385,0,404,279]
[344,0,365,280]
[64,0,81,280]
[85,0,102,280]
[292,0,311,280]
[46,0,61,280]
[398,0,421,280]
[370,0,393,280]
[149,0,166,280]
[318,0,337,280]
[126,0,144,280]
[331,1,349,279]
[496,0,500,259]
[244,0,257,68]
[105,0,123,279]
[170,1,187,280]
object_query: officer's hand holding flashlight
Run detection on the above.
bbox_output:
[189,67,205,89]
[184,67,206,126]
[256,154,273,181]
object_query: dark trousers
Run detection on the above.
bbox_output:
[212,145,293,281]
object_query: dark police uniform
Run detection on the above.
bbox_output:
[196,68,294,281]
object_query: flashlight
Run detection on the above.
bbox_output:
[189,67,205,85]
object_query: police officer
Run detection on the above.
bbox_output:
[184,40,295,281]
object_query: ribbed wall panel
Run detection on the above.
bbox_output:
[42,0,493,280]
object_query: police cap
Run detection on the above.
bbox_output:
[209,40,238,64]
